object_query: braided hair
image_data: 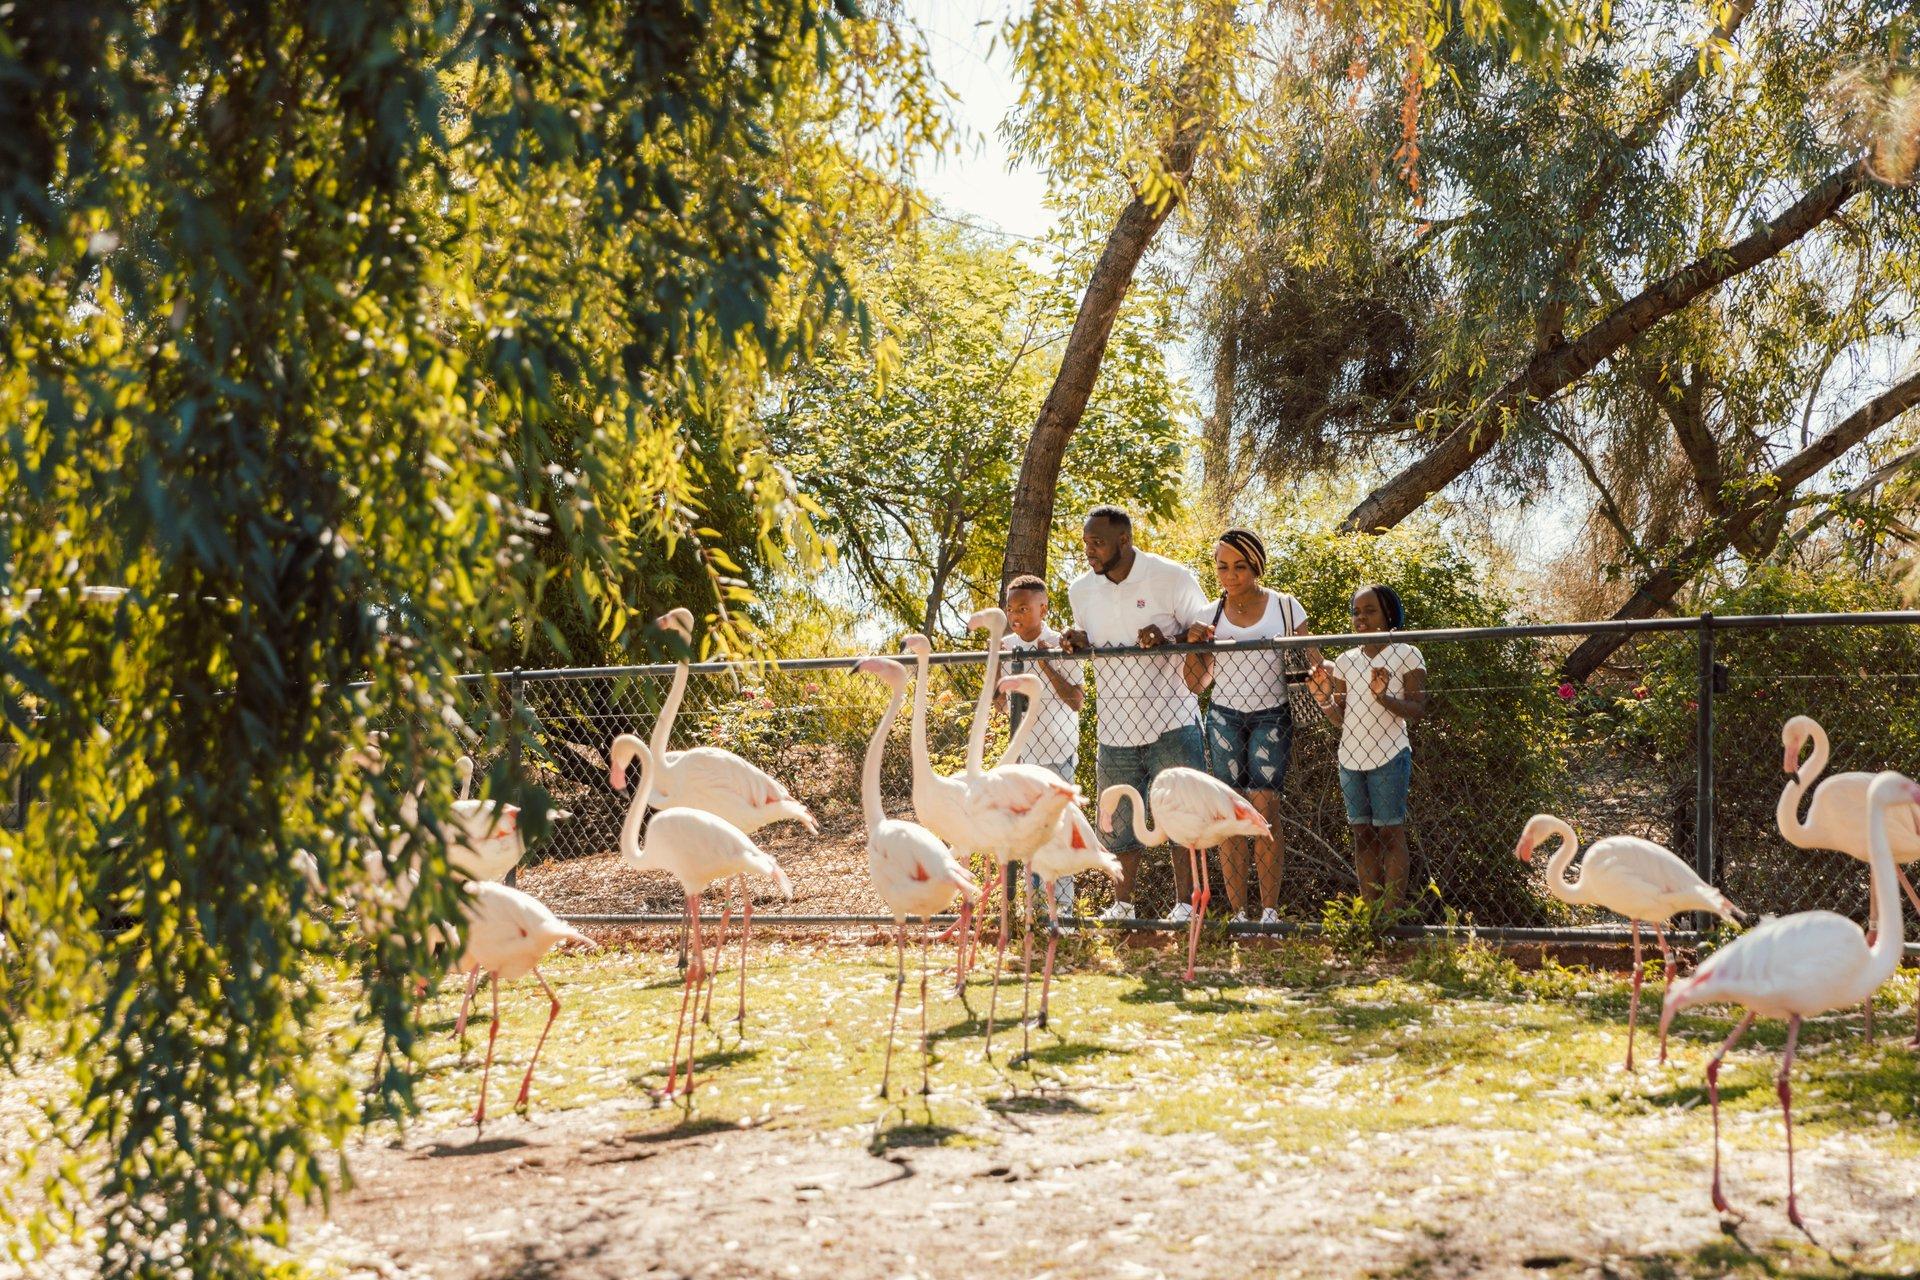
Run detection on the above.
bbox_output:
[1216,527,1267,577]
[1365,583,1407,631]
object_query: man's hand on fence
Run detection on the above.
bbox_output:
[1138,623,1169,648]
[1061,628,1090,654]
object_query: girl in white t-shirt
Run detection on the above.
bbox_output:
[1308,584,1427,909]
[1180,528,1324,924]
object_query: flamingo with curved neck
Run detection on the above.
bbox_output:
[1099,769,1269,982]
[609,732,792,1101]
[1661,770,1920,1231]
[854,657,980,1097]
[1776,714,1920,1043]
[1514,814,1743,1068]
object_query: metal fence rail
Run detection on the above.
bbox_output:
[393,612,1920,942]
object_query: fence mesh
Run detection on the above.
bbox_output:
[325,616,1920,934]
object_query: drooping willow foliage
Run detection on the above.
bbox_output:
[0,2,943,1274]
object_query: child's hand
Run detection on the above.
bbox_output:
[1308,664,1333,697]
[1370,666,1392,697]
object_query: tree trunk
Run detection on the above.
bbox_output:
[1200,330,1238,507]
[1339,160,1870,535]
[1561,366,1920,680]
[1001,128,1206,591]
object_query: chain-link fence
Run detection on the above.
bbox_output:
[373,612,1920,940]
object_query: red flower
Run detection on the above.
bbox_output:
[1632,686,1649,700]
[1556,682,1576,701]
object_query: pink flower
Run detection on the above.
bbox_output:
[1556,682,1576,701]
[1632,686,1649,700]
[1686,699,1698,712]
[804,682,821,695]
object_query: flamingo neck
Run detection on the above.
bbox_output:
[1100,784,1163,846]
[1777,723,1828,847]
[650,650,689,767]
[998,686,1038,770]
[907,643,936,791]
[1865,787,1905,981]
[863,678,905,836]
[1540,818,1586,904]
[966,614,1008,779]
[618,739,657,863]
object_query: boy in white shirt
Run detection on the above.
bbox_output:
[997,574,1086,917]
[1309,584,1427,908]
[1061,506,1210,922]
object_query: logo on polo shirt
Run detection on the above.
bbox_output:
[1136,599,1146,608]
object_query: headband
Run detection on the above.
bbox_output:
[1217,528,1267,577]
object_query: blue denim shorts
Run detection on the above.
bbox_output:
[1338,748,1413,826]
[1205,703,1293,792]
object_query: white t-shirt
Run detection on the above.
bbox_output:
[1000,629,1084,766]
[1067,551,1212,748]
[1208,589,1309,713]
[1331,643,1425,771]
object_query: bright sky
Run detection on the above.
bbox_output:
[903,0,1058,242]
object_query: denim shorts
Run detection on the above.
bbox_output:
[1205,703,1293,792]
[1338,748,1413,826]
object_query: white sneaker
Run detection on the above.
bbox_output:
[1230,911,1249,924]
[1167,902,1194,924]
[1099,901,1134,922]
[1260,908,1281,925]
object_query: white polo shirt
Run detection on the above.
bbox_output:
[1067,550,1211,748]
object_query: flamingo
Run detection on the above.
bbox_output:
[1098,769,1269,982]
[1777,714,1920,1043]
[609,733,792,1101]
[854,657,981,1098]
[452,880,596,1131]
[1514,815,1745,1069]
[456,754,475,802]
[1660,770,1920,1231]
[1022,803,1121,1050]
[900,619,1081,1015]
[645,608,817,1021]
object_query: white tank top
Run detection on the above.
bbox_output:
[1210,589,1308,713]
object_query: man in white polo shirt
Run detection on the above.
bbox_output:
[1061,505,1210,922]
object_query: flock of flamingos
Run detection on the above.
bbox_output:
[335,606,1920,1233]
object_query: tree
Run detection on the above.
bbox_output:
[767,224,1186,635]
[1191,2,1920,629]
[0,3,942,1274]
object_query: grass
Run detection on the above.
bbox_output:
[344,928,1920,1175]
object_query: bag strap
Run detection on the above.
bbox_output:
[1210,596,1225,629]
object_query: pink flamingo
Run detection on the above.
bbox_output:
[609,734,792,1102]
[451,881,596,1131]
[1778,714,1920,1043]
[1022,803,1121,1050]
[1660,769,1920,1231]
[1098,769,1269,982]
[645,608,816,1026]
[1515,814,1744,1069]
[855,657,981,1097]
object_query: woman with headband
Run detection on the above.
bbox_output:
[1181,528,1323,924]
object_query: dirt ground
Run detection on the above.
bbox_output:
[300,1088,1919,1280]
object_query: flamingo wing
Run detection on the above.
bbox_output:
[1679,912,1866,1013]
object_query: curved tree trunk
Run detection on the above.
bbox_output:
[1339,160,1870,535]
[1561,366,1920,680]
[1000,127,1205,592]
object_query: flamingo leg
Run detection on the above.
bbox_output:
[683,895,707,1101]
[1184,846,1203,983]
[1625,922,1643,1072]
[984,867,1012,1059]
[1899,869,1920,1048]
[699,880,733,1027]
[472,970,501,1132]
[1706,1010,1757,1218]
[513,968,561,1113]
[1652,924,1676,1064]
[453,967,482,1054]
[950,895,973,996]
[1779,1014,1807,1233]
[1039,880,1060,1032]
[880,922,906,1099]
[664,896,698,1098]
[920,917,933,1097]
[736,877,754,1029]
[1019,867,1035,1064]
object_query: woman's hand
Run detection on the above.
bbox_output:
[1184,623,1215,645]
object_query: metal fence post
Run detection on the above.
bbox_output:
[506,667,524,888]
[1694,612,1716,903]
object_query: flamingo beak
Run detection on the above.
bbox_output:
[1782,743,1798,775]
[609,762,627,792]
[1515,837,1534,864]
